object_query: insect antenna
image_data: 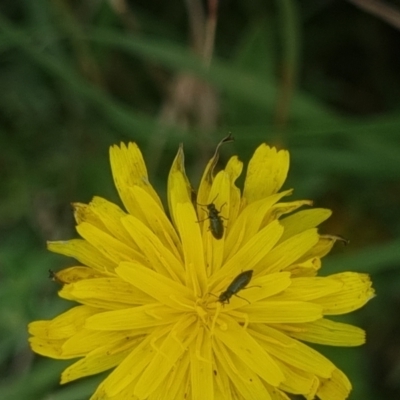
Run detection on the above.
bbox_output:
[197,194,219,208]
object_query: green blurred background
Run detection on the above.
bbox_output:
[1,0,399,399]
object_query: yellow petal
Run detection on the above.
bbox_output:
[280,208,332,242]
[116,262,193,308]
[298,236,338,262]
[76,222,148,267]
[167,145,193,227]
[61,329,133,357]
[59,277,153,308]
[134,316,196,399]
[224,155,243,227]
[211,220,284,287]
[61,346,130,383]
[121,214,184,283]
[275,359,318,396]
[274,276,344,301]
[197,134,235,207]
[284,257,322,277]
[162,352,190,400]
[268,200,314,225]
[218,272,291,310]
[84,196,138,248]
[224,190,292,261]
[47,239,115,274]
[130,185,183,262]
[213,358,233,400]
[197,170,230,235]
[175,202,207,297]
[190,327,214,400]
[29,336,70,359]
[50,266,106,284]
[243,144,289,204]
[85,304,181,331]
[215,314,284,386]
[200,171,231,276]
[250,324,336,378]
[315,272,375,315]
[317,368,351,400]
[267,388,291,400]
[72,201,106,229]
[213,339,272,400]
[29,306,97,339]
[109,143,162,212]
[101,323,189,398]
[256,229,320,274]
[286,318,366,346]
[102,333,156,396]
[244,301,323,323]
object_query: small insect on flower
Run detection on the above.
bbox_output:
[197,199,226,239]
[218,270,254,304]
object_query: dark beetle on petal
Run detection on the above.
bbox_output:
[197,199,226,240]
[218,270,253,304]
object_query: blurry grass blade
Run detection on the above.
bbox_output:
[274,0,301,128]
[88,28,337,123]
[0,16,185,140]
[293,147,400,178]
[323,237,400,275]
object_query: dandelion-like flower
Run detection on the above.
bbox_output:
[29,138,374,400]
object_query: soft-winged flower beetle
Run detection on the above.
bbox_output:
[218,270,254,305]
[197,197,226,240]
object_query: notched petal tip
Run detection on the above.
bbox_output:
[243,143,290,204]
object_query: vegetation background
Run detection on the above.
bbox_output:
[1,0,399,399]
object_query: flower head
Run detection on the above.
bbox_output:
[28,139,374,400]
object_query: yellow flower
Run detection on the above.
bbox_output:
[28,139,374,400]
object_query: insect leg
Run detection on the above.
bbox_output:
[233,293,251,304]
